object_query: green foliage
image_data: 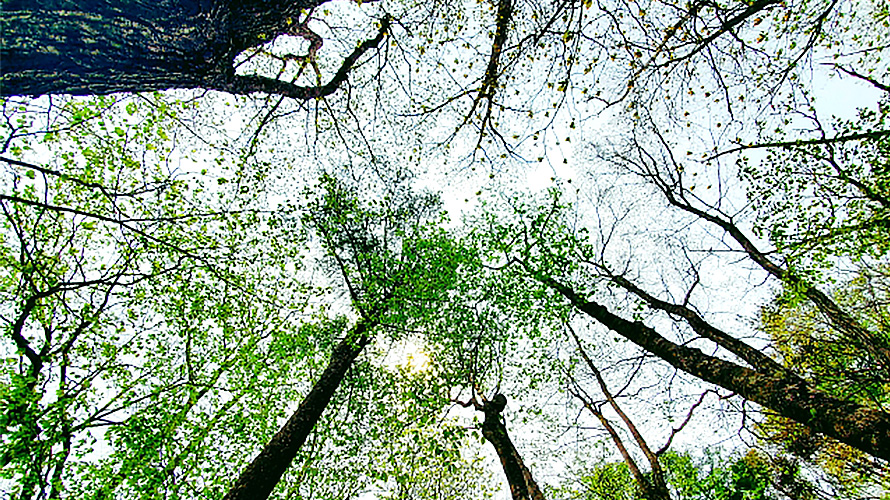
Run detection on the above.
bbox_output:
[556,459,637,500]
[762,287,889,401]
[741,96,890,280]
[758,265,890,497]
[0,101,498,497]
[0,94,316,498]
[429,188,584,398]
[301,168,467,328]
[662,449,780,500]
[559,449,789,500]
[3,0,888,496]
[266,348,493,500]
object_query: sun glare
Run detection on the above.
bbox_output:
[404,345,432,372]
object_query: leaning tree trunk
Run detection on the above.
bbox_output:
[223,320,374,500]
[540,274,890,461]
[1,0,389,99]
[479,395,546,500]
[568,326,670,500]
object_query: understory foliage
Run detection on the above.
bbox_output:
[557,449,803,500]
[2,0,890,498]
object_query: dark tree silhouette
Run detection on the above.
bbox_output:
[0,0,389,98]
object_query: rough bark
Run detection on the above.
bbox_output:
[603,271,791,376]
[479,395,546,500]
[540,275,890,461]
[223,320,374,500]
[654,181,890,375]
[1,0,389,98]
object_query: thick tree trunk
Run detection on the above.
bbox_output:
[223,320,374,500]
[479,395,546,500]
[541,275,890,461]
[3,0,221,96]
[1,0,388,98]
[657,184,890,375]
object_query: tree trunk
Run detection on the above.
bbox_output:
[576,397,671,500]
[568,326,670,500]
[479,395,546,500]
[1,0,388,99]
[541,275,890,461]
[223,320,374,500]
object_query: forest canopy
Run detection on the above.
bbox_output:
[1,0,889,498]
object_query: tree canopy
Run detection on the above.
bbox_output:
[1,0,889,498]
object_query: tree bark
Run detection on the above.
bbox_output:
[479,395,546,500]
[1,0,389,99]
[654,178,890,375]
[223,319,374,500]
[540,275,890,461]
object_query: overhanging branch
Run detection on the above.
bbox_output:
[707,129,890,161]
[224,15,391,99]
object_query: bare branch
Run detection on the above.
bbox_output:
[707,129,890,161]
[225,16,391,100]
[825,63,890,93]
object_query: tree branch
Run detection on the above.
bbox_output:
[825,63,890,93]
[224,15,391,100]
[567,324,669,499]
[707,129,890,161]
[598,267,792,376]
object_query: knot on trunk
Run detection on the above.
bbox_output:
[483,393,507,415]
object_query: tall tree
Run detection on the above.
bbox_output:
[222,318,376,500]
[0,94,317,498]
[757,266,890,497]
[226,169,466,499]
[454,394,546,500]
[467,189,890,461]
[566,324,671,500]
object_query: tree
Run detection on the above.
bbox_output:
[454,393,547,500]
[560,302,814,500]
[466,188,890,460]
[566,52,890,468]
[225,169,468,499]
[756,266,890,497]
[0,0,390,99]
[0,91,480,498]
[4,0,890,496]
[0,94,319,498]
[222,318,376,500]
